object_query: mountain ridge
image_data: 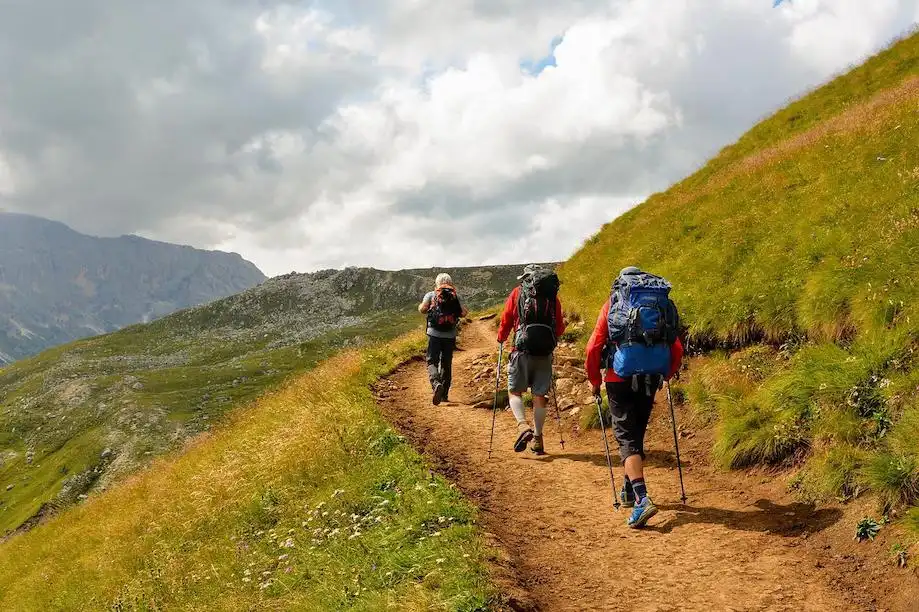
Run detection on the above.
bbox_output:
[0,212,267,362]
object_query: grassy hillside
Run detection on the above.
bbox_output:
[0,264,530,536]
[560,33,919,513]
[0,333,498,610]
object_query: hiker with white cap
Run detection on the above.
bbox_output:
[496,264,566,455]
[419,273,468,405]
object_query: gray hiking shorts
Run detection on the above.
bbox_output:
[508,351,553,397]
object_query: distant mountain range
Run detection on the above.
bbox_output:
[0,212,267,363]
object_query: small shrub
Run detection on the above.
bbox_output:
[669,385,687,405]
[713,396,806,469]
[862,453,919,508]
[855,517,881,542]
[559,329,583,344]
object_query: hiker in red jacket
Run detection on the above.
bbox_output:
[585,266,684,527]
[497,264,566,455]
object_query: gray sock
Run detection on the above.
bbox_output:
[533,398,547,436]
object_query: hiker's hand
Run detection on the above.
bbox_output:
[592,384,601,398]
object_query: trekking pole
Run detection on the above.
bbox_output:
[666,380,688,504]
[549,356,565,450]
[487,343,505,460]
[595,393,621,511]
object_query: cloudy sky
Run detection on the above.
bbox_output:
[0,0,917,276]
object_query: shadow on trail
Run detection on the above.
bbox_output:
[647,499,843,537]
[525,448,690,469]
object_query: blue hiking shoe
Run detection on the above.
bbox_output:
[627,497,658,529]
[619,487,636,509]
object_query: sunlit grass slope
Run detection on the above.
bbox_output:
[0,333,497,611]
[560,32,919,511]
[0,310,418,536]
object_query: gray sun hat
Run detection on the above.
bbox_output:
[619,266,642,277]
[517,263,544,281]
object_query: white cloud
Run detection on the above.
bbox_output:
[784,0,913,73]
[1,0,917,277]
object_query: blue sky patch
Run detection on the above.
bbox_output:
[520,35,564,75]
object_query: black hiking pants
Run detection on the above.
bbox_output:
[426,336,456,398]
[606,376,660,462]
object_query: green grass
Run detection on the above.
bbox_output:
[0,334,499,611]
[0,310,421,535]
[559,32,919,513]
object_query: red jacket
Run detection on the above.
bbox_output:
[585,299,684,387]
[496,286,566,349]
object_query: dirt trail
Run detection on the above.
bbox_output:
[377,321,872,612]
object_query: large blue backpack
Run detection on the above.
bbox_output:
[606,269,680,378]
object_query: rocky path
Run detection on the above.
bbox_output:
[376,320,875,611]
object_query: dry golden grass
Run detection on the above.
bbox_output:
[0,334,496,611]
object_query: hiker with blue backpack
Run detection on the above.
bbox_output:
[419,273,468,405]
[496,264,566,456]
[585,267,684,528]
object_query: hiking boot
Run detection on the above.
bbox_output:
[619,486,636,509]
[514,424,534,453]
[432,382,444,406]
[627,497,658,529]
[531,435,545,455]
